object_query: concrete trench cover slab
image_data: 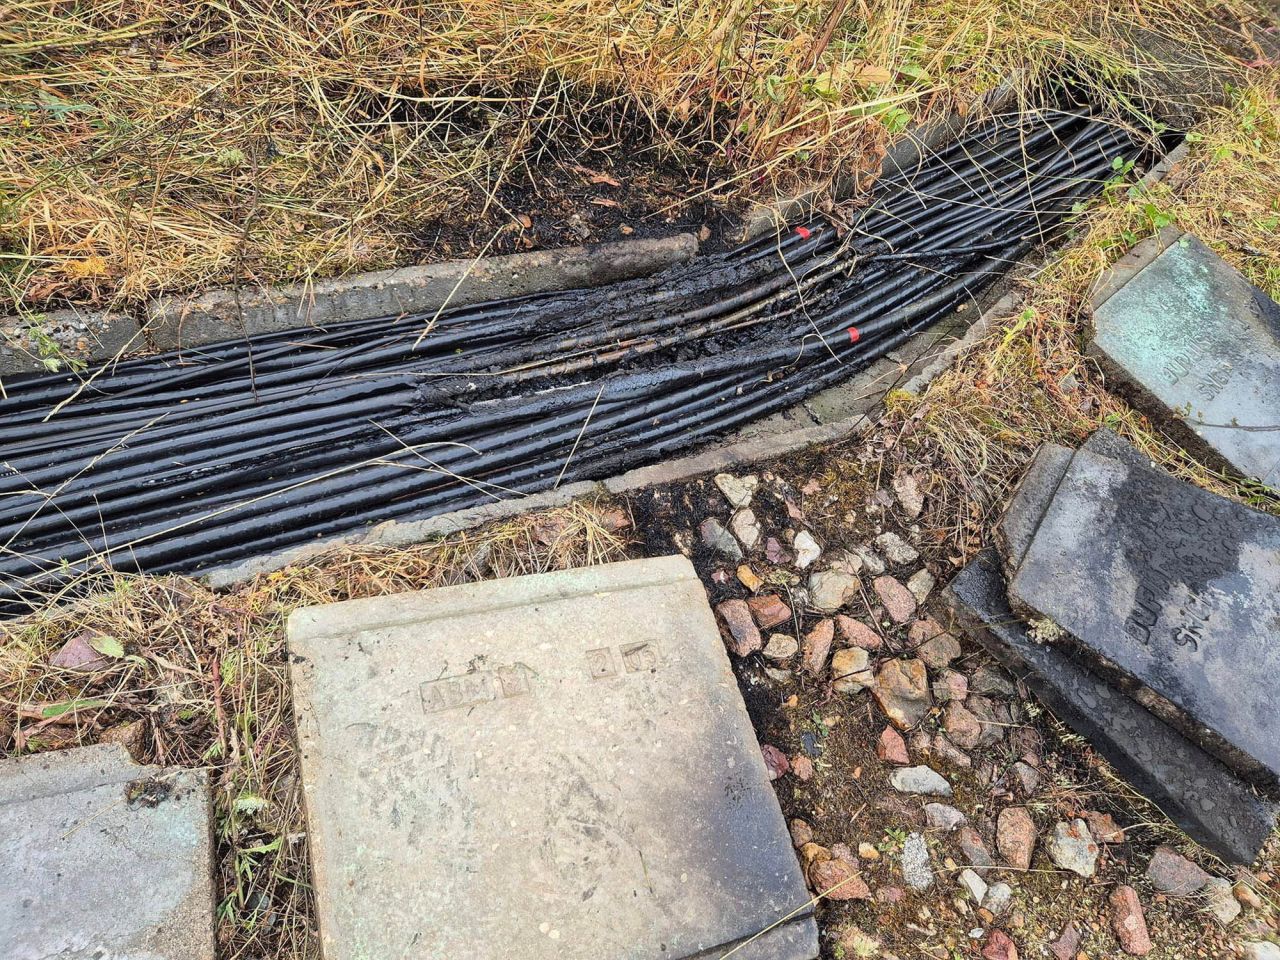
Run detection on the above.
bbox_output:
[1003,442,1280,788]
[287,554,817,960]
[993,428,1150,577]
[945,551,1278,865]
[1090,231,1280,486]
[0,743,216,960]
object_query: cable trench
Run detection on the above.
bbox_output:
[0,110,1153,606]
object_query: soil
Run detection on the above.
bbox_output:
[126,775,178,808]
[624,445,1268,959]
[405,120,757,263]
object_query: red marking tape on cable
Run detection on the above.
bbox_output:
[847,327,861,343]
[794,226,811,239]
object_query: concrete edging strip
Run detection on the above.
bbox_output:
[145,234,700,353]
[0,307,145,378]
[0,234,699,375]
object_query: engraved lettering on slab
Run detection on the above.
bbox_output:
[420,663,534,713]
[585,647,617,680]
[586,642,662,679]
[496,663,534,697]
[620,641,660,673]
[1115,480,1242,652]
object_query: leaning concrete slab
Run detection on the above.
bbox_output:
[992,429,1152,577]
[0,743,216,959]
[945,551,1277,865]
[1005,446,1280,788]
[287,555,817,960]
[992,442,1074,575]
[1,307,143,377]
[147,234,699,352]
[1090,229,1280,486]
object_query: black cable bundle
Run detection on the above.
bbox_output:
[0,110,1151,605]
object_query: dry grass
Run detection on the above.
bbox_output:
[0,0,1266,313]
[0,500,632,960]
[878,72,1280,565]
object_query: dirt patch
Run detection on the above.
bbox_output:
[126,775,178,808]
[629,450,1276,958]
[407,124,740,261]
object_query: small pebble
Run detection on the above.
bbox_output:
[874,531,919,565]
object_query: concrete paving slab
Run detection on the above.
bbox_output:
[287,555,817,960]
[1090,230,1280,486]
[945,551,1277,864]
[0,743,215,960]
[1006,447,1280,788]
[993,430,1151,577]
[802,358,908,426]
[1079,427,1156,469]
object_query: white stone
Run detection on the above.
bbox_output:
[924,803,966,832]
[889,765,952,797]
[764,633,799,661]
[901,833,933,890]
[874,532,919,565]
[730,508,762,551]
[907,568,936,604]
[1045,819,1099,878]
[831,647,872,693]
[793,531,822,569]
[851,545,887,575]
[1201,876,1241,925]
[699,518,742,560]
[714,473,758,508]
[982,882,1013,916]
[808,569,858,613]
[893,473,925,518]
[828,549,864,575]
[958,869,987,903]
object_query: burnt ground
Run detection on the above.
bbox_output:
[404,119,760,264]
[623,439,1276,959]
